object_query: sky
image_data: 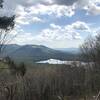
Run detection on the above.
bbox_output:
[0,0,100,48]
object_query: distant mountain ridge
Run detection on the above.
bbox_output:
[55,48,79,54]
[1,44,79,63]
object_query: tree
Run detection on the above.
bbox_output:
[0,0,15,54]
[80,34,100,65]
[80,35,96,62]
[80,34,100,97]
[18,63,26,77]
[5,56,26,77]
[0,0,3,8]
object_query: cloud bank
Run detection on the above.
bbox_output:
[0,0,100,48]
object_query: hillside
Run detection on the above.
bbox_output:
[1,44,78,63]
[1,44,20,57]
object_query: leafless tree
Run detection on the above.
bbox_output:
[0,0,15,55]
[80,34,100,99]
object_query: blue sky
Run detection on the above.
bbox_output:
[1,0,100,48]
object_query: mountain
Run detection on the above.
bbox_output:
[0,44,20,57]
[3,44,20,54]
[1,44,78,63]
[55,48,80,54]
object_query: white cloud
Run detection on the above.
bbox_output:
[50,23,61,29]
[31,21,91,45]
[12,32,34,45]
[91,27,100,36]
[11,31,83,48]
[38,0,100,16]
[11,22,88,47]
[70,21,90,31]
[0,0,99,48]
[86,3,100,15]
[28,4,75,17]
[13,4,76,26]
[1,0,100,18]
[15,16,30,25]
[15,5,44,25]
[32,17,44,23]
[33,22,87,42]
[0,0,76,18]
[1,0,99,28]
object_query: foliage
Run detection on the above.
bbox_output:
[0,62,98,100]
[0,0,3,8]
[0,16,15,30]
